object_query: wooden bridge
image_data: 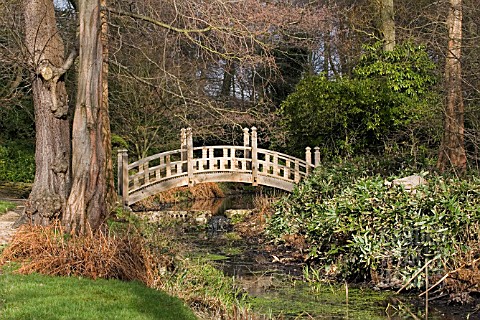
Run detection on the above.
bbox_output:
[117,127,320,206]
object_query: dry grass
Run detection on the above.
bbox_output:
[0,222,156,285]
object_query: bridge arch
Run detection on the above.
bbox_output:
[117,127,320,206]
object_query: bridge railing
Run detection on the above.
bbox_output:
[118,149,187,200]
[117,127,320,205]
[192,145,252,172]
[256,148,313,183]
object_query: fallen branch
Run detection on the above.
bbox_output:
[396,256,439,294]
[418,257,480,297]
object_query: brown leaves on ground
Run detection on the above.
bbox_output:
[0,222,157,286]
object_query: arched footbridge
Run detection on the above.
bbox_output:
[117,127,320,206]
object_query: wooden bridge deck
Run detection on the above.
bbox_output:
[117,127,319,205]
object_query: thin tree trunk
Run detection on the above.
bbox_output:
[379,0,396,51]
[101,0,116,211]
[24,0,71,225]
[437,0,466,172]
[65,0,109,234]
[220,62,235,97]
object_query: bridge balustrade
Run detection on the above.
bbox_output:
[118,127,320,205]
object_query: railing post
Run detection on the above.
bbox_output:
[294,160,300,182]
[117,149,129,206]
[314,147,320,167]
[243,128,250,170]
[251,127,258,186]
[202,147,207,170]
[273,153,278,176]
[181,128,187,173]
[231,147,237,169]
[305,147,312,175]
[209,147,214,169]
[187,128,194,187]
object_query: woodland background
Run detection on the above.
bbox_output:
[0,0,479,231]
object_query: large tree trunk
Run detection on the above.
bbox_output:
[65,0,111,234]
[24,0,71,225]
[437,0,466,172]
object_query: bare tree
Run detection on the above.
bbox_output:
[437,0,467,172]
[106,0,325,143]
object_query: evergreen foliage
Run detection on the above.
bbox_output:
[279,42,439,158]
[267,160,480,287]
[0,141,35,183]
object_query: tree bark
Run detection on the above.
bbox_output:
[101,0,117,211]
[379,0,396,51]
[437,0,466,173]
[24,0,71,225]
[65,0,110,234]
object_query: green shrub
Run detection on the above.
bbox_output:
[0,140,35,183]
[267,160,480,288]
[279,42,440,158]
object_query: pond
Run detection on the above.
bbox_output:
[136,195,477,319]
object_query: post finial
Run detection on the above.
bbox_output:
[314,147,320,167]
[305,147,312,175]
[243,127,250,147]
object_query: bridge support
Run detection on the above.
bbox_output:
[315,147,321,165]
[305,147,312,175]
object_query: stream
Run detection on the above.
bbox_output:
[135,195,476,319]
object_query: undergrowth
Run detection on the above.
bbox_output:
[267,158,480,295]
[0,141,35,183]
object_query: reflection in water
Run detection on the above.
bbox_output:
[160,195,256,216]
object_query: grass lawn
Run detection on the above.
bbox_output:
[0,272,197,320]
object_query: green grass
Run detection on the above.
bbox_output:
[0,201,15,215]
[0,272,197,320]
